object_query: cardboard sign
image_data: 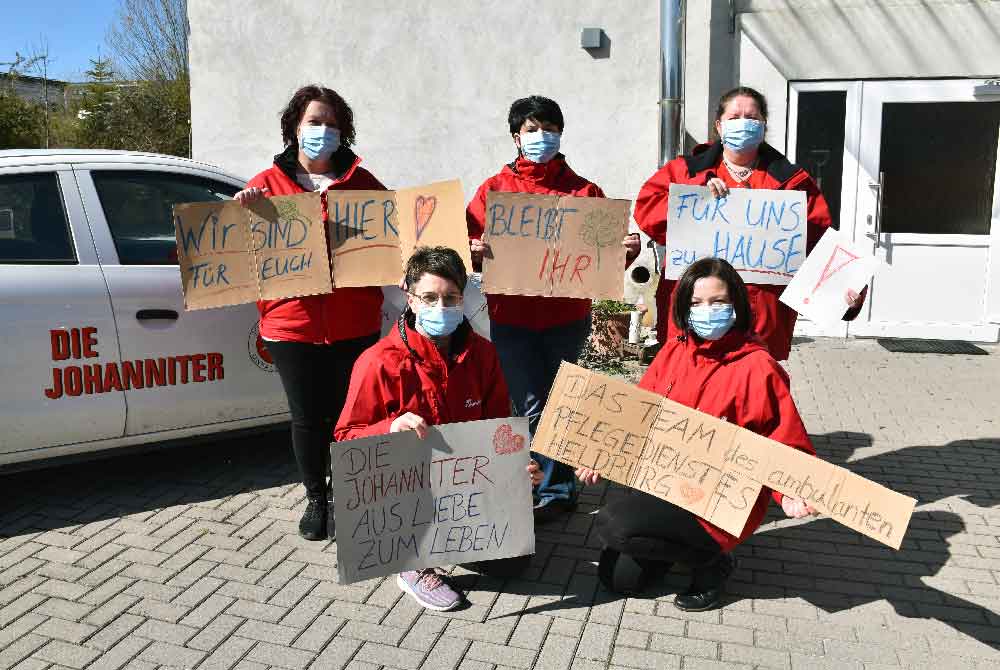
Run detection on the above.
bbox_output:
[779,227,882,325]
[481,192,629,300]
[174,193,331,310]
[326,190,403,288]
[665,184,807,285]
[396,179,473,272]
[331,417,535,584]
[532,363,916,549]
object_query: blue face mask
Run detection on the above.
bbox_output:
[720,118,764,153]
[299,125,341,160]
[520,129,561,164]
[688,304,736,340]
[416,305,464,338]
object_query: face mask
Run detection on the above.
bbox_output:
[720,118,764,153]
[688,304,736,340]
[416,304,464,338]
[519,129,561,164]
[299,125,340,160]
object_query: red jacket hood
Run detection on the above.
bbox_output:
[679,328,771,365]
[501,155,573,186]
[388,311,477,371]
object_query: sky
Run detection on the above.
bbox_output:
[1,1,121,82]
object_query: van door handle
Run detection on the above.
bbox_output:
[136,309,179,321]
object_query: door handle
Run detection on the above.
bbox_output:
[867,171,885,252]
[136,309,179,321]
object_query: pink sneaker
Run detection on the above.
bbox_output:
[396,569,462,611]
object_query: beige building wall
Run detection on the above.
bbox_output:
[188,1,660,202]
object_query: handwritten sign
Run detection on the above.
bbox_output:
[665,184,807,285]
[174,193,331,310]
[327,190,403,288]
[780,228,882,324]
[396,180,473,273]
[332,418,535,584]
[532,363,916,549]
[481,192,629,300]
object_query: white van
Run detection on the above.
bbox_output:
[0,150,290,469]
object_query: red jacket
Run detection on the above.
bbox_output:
[638,329,815,552]
[634,142,833,360]
[467,156,605,330]
[335,315,511,440]
[247,145,386,344]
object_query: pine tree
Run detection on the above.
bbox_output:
[77,57,119,148]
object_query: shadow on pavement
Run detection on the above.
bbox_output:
[478,432,1000,656]
[0,427,298,539]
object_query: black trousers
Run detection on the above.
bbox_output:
[595,491,723,567]
[266,334,378,499]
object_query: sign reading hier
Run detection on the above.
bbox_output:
[331,418,534,584]
[532,363,916,549]
[482,191,629,300]
[665,184,807,285]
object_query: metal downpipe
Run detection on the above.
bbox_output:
[659,0,686,167]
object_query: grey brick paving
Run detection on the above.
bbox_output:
[1,340,999,669]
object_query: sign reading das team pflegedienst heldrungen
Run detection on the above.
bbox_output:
[331,418,534,584]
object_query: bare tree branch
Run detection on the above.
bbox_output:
[106,0,188,81]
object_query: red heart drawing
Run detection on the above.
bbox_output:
[414,195,437,241]
[493,423,526,455]
[680,482,704,505]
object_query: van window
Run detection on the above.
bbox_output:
[0,172,76,264]
[91,171,240,265]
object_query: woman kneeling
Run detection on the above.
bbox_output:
[577,258,817,611]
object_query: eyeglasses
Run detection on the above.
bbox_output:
[409,291,464,308]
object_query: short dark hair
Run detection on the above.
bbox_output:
[279,85,356,147]
[405,246,468,293]
[713,86,769,139]
[671,258,752,334]
[508,96,564,134]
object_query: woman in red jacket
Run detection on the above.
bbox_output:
[633,86,865,361]
[335,246,541,611]
[577,258,817,611]
[235,85,387,541]
[467,95,640,522]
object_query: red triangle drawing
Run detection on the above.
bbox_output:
[812,244,861,294]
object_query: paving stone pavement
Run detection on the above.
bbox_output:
[1,337,998,670]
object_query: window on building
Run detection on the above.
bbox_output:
[0,173,76,264]
[795,91,847,229]
[91,171,240,265]
[880,101,999,235]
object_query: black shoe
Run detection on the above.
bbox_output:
[299,495,327,541]
[533,499,577,525]
[674,552,736,612]
[598,548,672,595]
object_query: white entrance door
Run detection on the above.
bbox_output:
[849,80,1000,341]
[787,81,862,338]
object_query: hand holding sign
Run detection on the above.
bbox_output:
[532,362,916,549]
[665,184,807,284]
[482,191,630,300]
[331,417,534,584]
[779,228,883,324]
